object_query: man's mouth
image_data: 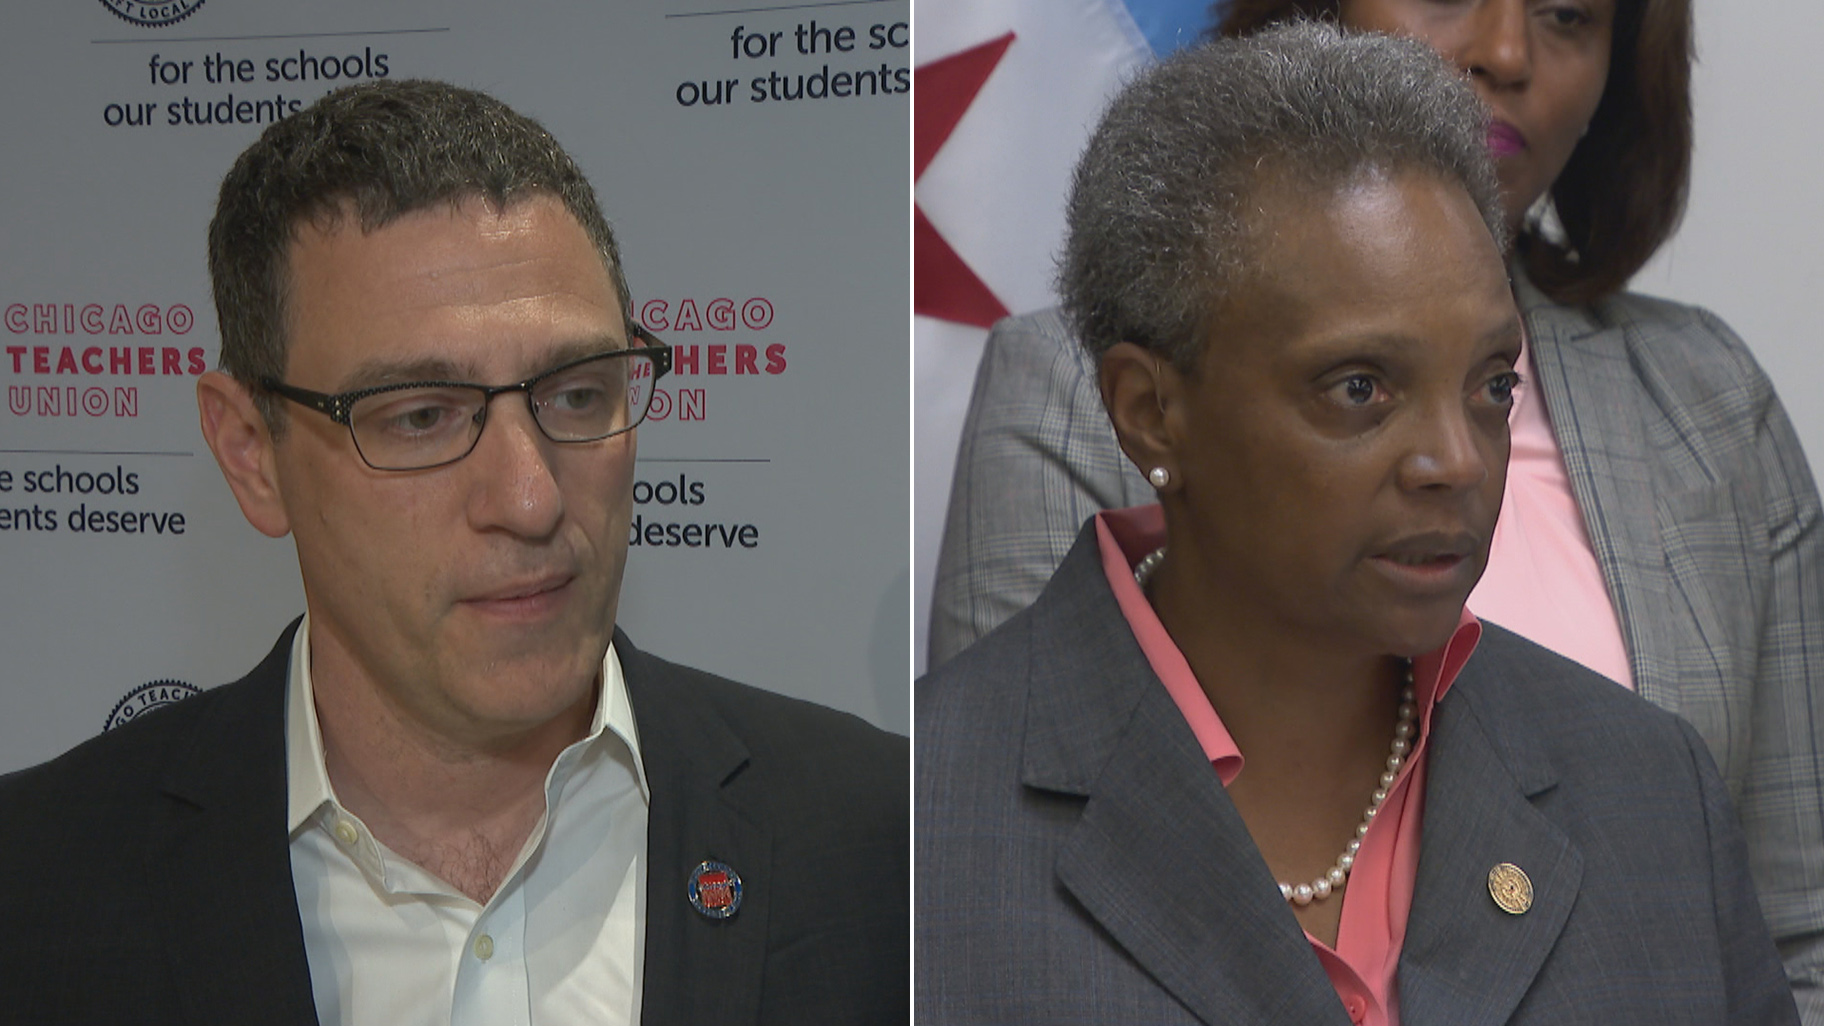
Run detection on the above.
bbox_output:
[460,573,576,618]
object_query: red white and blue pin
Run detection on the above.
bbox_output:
[688,860,743,919]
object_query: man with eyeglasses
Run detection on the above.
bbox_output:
[0,80,906,1025]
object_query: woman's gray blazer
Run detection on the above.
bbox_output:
[927,274,1824,1015]
[918,525,1799,1024]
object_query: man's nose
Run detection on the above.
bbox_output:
[464,396,565,539]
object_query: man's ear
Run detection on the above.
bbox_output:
[1099,342,1185,491]
[197,371,291,538]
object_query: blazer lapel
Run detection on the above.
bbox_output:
[154,627,320,1026]
[1025,535,1353,1026]
[1398,650,1582,1026]
[623,635,771,1026]
[1520,279,1682,715]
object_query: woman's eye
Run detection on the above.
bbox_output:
[1539,3,1594,29]
[1484,371,1522,404]
[1329,374,1383,407]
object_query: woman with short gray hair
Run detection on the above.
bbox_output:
[930,0,1824,1010]
[917,25,1796,1024]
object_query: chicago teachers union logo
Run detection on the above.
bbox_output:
[99,0,206,28]
[105,679,200,731]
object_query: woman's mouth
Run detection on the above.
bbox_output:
[1487,120,1528,158]
[1369,533,1481,596]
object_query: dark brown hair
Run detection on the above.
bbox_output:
[1212,0,1692,305]
[208,79,631,430]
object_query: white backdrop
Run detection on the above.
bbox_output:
[912,0,1824,673]
[1631,0,1823,458]
[0,0,911,774]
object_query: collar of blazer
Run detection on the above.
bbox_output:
[619,632,775,1026]
[149,620,778,1026]
[153,621,322,1026]
[1510,264,1743,730]
[1015,529,1584,1026]
[1508,266,1662,709]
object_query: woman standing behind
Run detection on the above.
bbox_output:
[928,0,1824,1010]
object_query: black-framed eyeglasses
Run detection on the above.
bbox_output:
[261,325,672,471]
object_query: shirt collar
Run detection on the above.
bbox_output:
[1094,505,1481,783]
[284,613,648,835]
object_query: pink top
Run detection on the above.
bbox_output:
[1095,505,1481,1026]
[1467,339,1634,688]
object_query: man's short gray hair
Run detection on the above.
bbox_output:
[1059,22,1507,368]
[208,78,631,430]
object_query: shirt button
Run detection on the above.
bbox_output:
[473,934,495,961]
[1345,995,1367,1023]
[333,819,358,845]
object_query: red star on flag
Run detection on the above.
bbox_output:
[914,32,1016,330]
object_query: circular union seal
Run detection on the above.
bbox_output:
[1487,862,1534,915]
[105,678,201,732]
[98,0,206,28]
[687,859,743,920]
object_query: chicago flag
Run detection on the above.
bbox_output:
[914,0,1213,667]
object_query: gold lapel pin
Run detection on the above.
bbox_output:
[1488,862,1533,914]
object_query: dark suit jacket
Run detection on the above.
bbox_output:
[927,288,1824,1019]
[917,526,1797,1024]
[0,622,907,1025]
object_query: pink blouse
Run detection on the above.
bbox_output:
[1468,339,1633,688]
[1095,505,1481,1026]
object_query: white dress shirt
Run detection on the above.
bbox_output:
[284,617,649,1026]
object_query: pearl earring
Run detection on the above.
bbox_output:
[1147,466,1170,489]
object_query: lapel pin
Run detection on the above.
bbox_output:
[1488,862,1533,915]
[688,860,743,920]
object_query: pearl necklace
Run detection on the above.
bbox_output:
[1132,546,1417,906]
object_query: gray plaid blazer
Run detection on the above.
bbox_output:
[927,278,1824,1016]
[918,527,1799,1024]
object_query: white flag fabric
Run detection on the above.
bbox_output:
[914,0,1211,669]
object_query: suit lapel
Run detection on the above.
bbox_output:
[1398,645,1582,1026]
[622,635,771,1026]
[154,626,320,1026]
[1052,698,1354,1026]
[1524,281,1753,781]
[1520,280,1681,715]
[1024,535,1353,1026]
